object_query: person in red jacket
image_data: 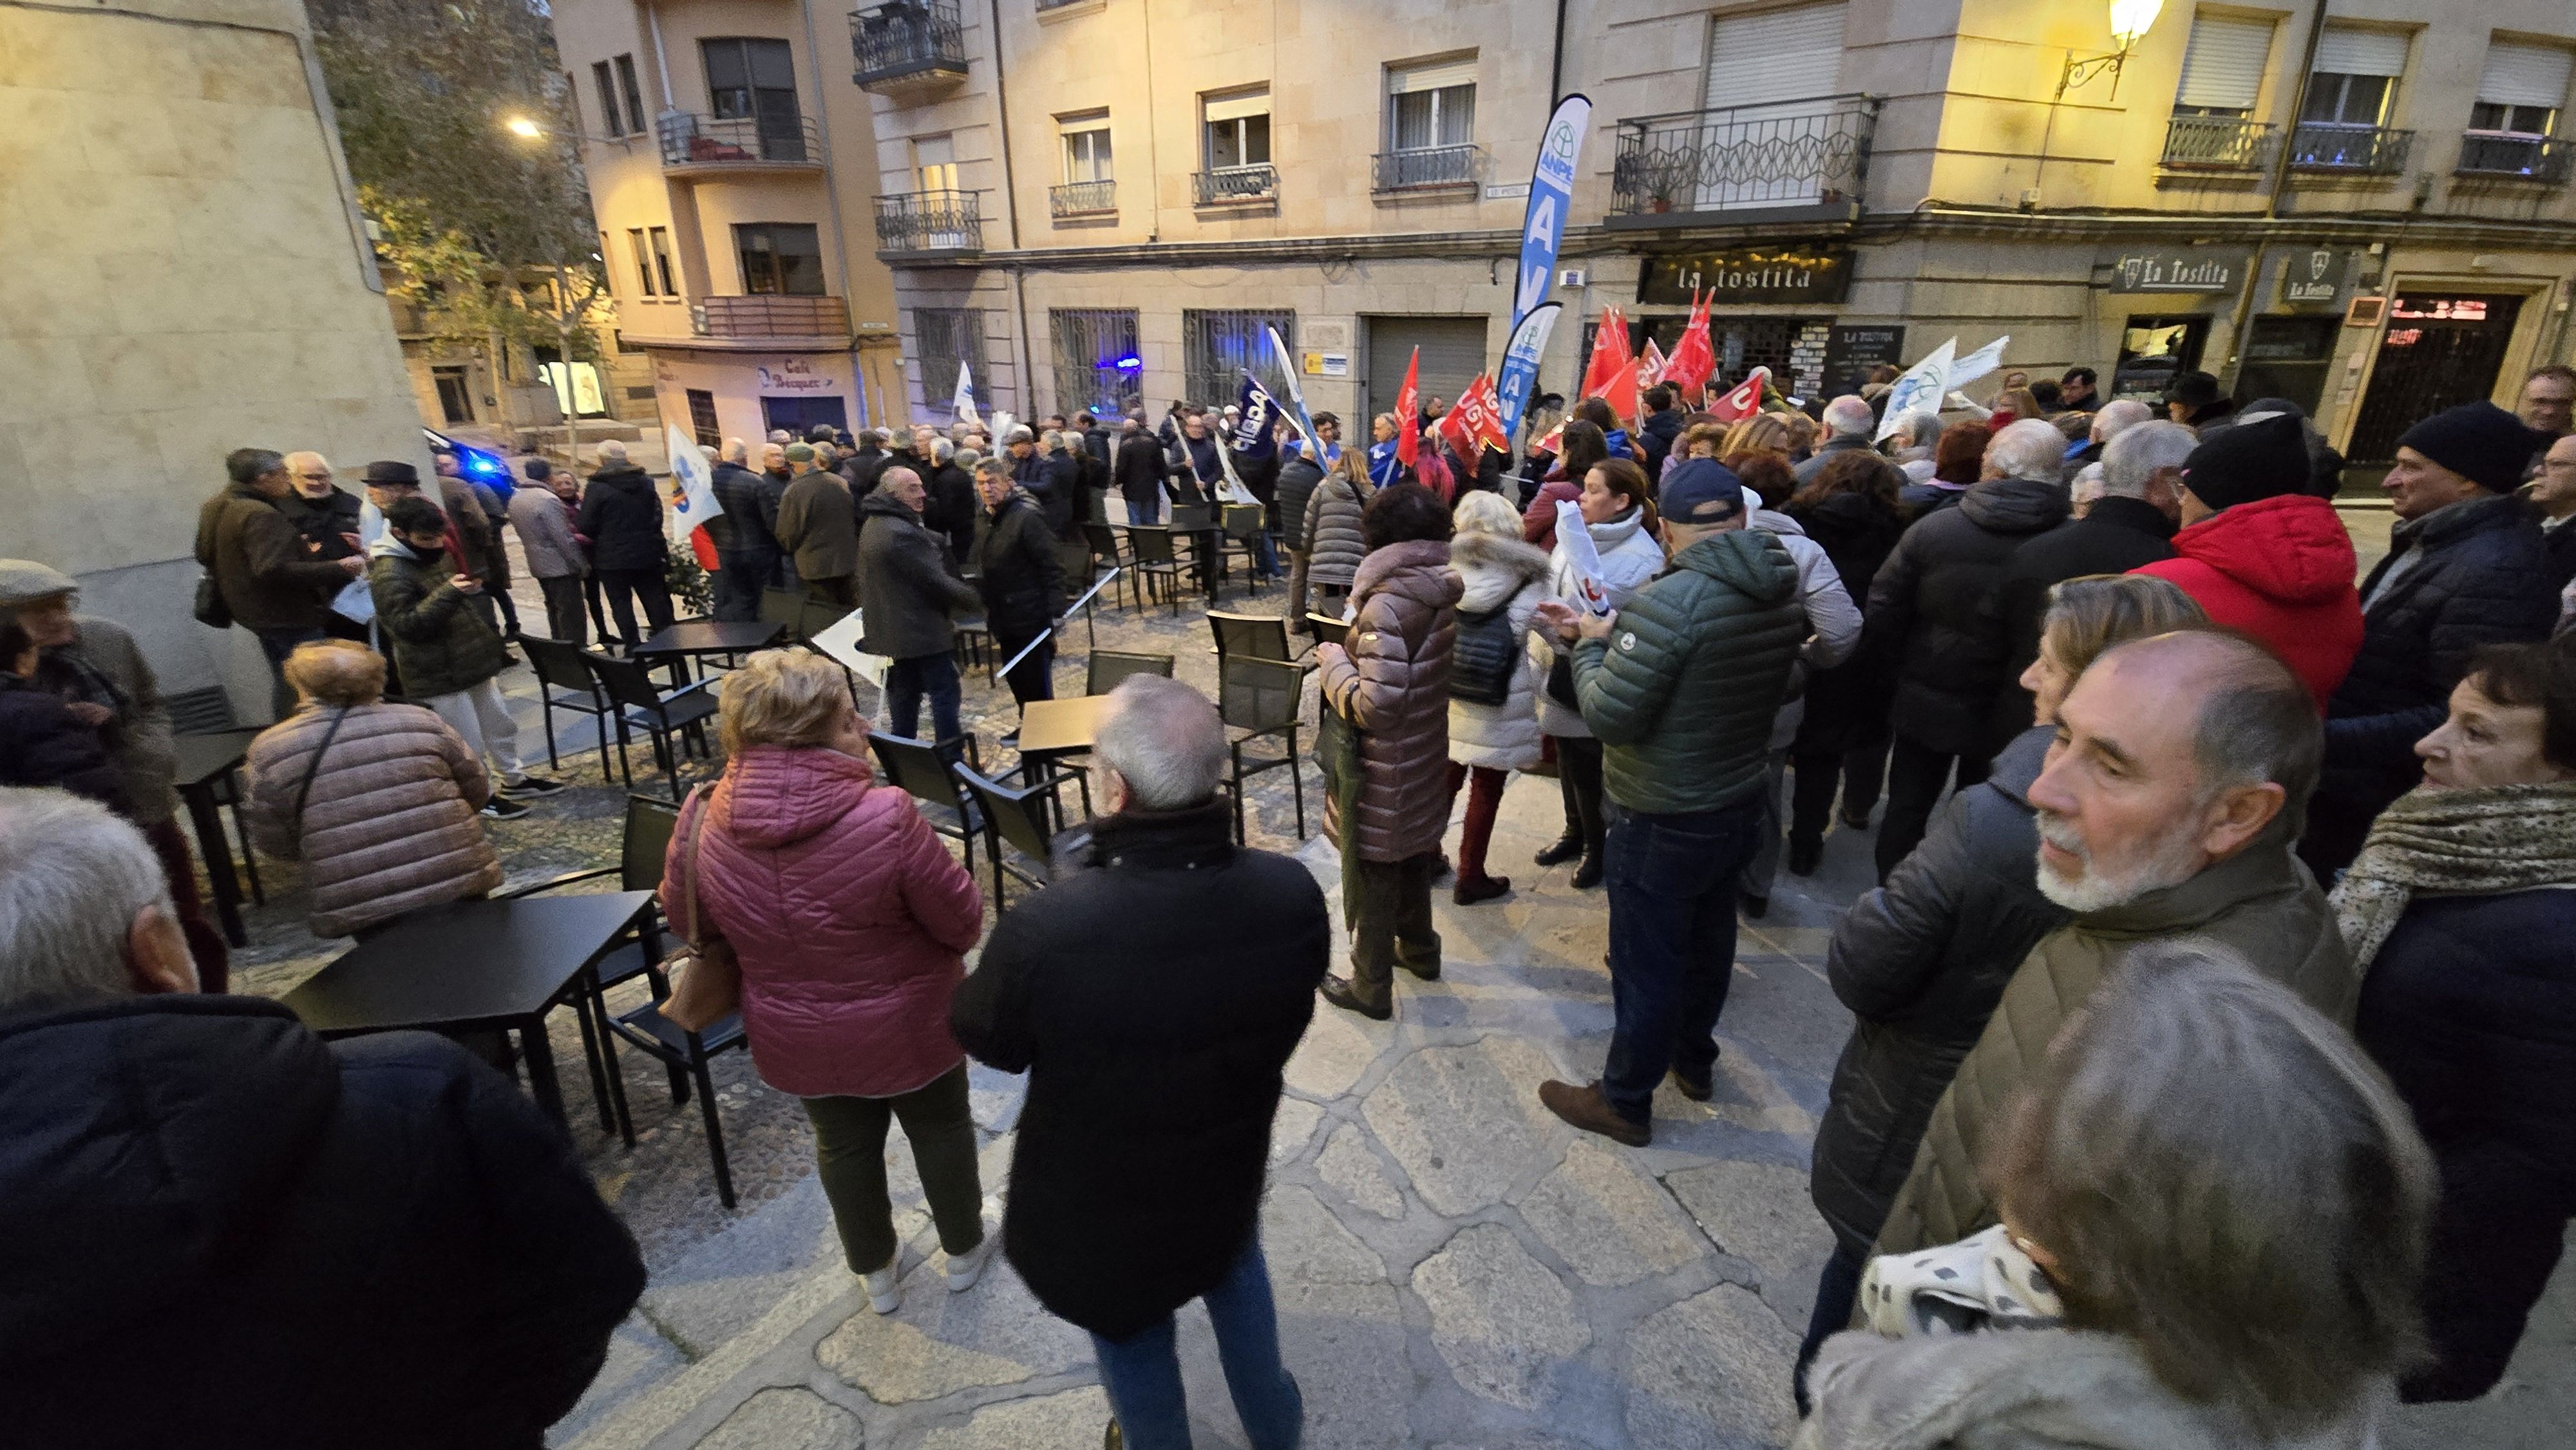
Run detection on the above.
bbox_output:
[2134,411,2362,708]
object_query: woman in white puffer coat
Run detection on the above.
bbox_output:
[1532,459,1669,888]
[1443,491,1557,904]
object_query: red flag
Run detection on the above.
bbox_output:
[1706,365,1772,424]
[1638,337,1668,389]
[1394,346,1421,470]
[1578,306,1627,399]
[1533,418,1566,456]
[1437,397,1474,462]
[1664,289,1718,405]
[1458,374,1510,454]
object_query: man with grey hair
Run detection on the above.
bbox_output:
[198,447,367,714]
[1872,628,2351,1259]
[1986,420,2193,741]
[951,675,1327,1450]
[708,436,784,620]
[0,787,645,1444]
[1796,395,1882,484]
[1982,417,2072,485]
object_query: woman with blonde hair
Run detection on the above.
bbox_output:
[661,648,991,1315]
[1302,445,1376,613]
[1719,411,1793,461]
[1442,490,1555,904]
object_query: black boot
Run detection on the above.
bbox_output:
[1534,834,1584,867]
[1570,854,1604,890]
[1787,834,1823,877]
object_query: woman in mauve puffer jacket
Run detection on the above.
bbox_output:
[662,650,992,1311]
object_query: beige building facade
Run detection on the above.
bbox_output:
[554,0,2575,463]
[1,0,428,720]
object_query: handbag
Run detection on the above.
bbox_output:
[193,572,232,630]
[1544,650,1580,709]
[1447,604,1519,706]
[659,786,743,1033]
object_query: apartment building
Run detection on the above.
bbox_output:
[549,0,905,445]
[556,0,2576,464]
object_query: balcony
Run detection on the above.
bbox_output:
[1049,179,1115,217]
[2288,122,2414,174]
[2159,113,2278,171]
[1372,144,1482,194]
[874,189,982,259]
[1609,94,1877,227]
[850,0,965,95]
[656,113,822,173]
[692,295,850,343]
[2456,131,2573,184]
[1193,164,1277,206]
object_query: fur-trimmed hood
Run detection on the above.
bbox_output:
[1449,529,1553,612]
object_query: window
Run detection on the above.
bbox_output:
[648,227,677,297]
[1387,58,1475,152]
[1182,308,1293,408]
[914,133,959,193]
[687,390,721,449]
[1703,3,1845,111]
[1203,89,1271,171]
[735,223,824,296]
[627,228,656,296]
[2303,28,2408,127]
[914,308,989,411]
[2471,42,2570,137]
[615,55,648,138]
[1050,308,1140,417]
[700,37,804,159]
[592,61,626,137]
[1061,115,1112,182]
[2172,14,2273,117]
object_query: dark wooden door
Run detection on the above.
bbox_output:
[2347,294,2523,464]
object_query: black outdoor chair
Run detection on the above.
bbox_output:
[1217,654,1307,845]
[761,587,808,644]
[1208,610,1307,667]
[1220,503,1269,593]
[1086,650,1175,696]
[585,650,720,800]
[1082,523,1133,610]
[869,731,983,874]
[1124,527,1190,614]
[1168,502,1221,592]
[953,764,1054,910]
[520,636,618,777]
[1056,538,1100,650]
[1307,613,1351,648]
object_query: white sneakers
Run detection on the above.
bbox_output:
[861,1263,900,1315]
[944,1232,999,1293]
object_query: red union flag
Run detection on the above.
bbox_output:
[1394,346,1421,469]
[1707,366,1772,423]
[1437,398,1474,462]
[1578,305,1630,401]
[1456,374,1510,454]
[1663,289,1718,404]
[1638,337,1668,389]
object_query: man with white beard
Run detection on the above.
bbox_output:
[1868,628,2356,1257]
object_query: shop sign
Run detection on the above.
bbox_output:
[2107,249,2248,294]
[1822,325,1907,394]
[1638,246,1853,306]
[1303,351,1350,377]
[757,359,838,393]
[2277,248,2354,308]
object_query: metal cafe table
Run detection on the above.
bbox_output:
[172,729,265,946]
[630,618,783,686]
[279,892,653,1129]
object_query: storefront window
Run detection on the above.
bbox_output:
[2112,315,2210,400]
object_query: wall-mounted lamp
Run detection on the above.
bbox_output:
[2061,0,2166,96]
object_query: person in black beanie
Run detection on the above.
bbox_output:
[2161,370,2236,429]
[2302,401,2559,878]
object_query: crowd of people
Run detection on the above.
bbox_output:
[0,353,2571,1447]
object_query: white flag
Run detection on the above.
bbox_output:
[1876,338,1957,442]
[1555,500,1615,616]
[663,423,719,548]
[1265,325,1325,458]
[952,362,980,426]
[1949,335,2011,390]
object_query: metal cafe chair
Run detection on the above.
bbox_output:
[953,764,1056,911]
[1085,650,1175,696]
[1217,654,1307,845]
[759,587,809,644]
[518,636,618,777]
[1208,609,1308,667]
[869,731,983,876]
[584,651,720,800]
[1122,527,1191,615]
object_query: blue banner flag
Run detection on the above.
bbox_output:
[1511,94,1592,332]
[1495,301,1562,441]
[1233,372,1283,459]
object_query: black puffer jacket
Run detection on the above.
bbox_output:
[1787,488,1908,757]
[1986,496,2177,751]
[574,464,668,571]
[1113,432,1168,508]
[0,996,643,1449]
[2307,492,2557,874]
[1864,476,2070,756]
[951,800,1328,1341]
[856,491,980,660]
[0,675,129,812]
[1275,454,1325,551]
[1810,725,2067,1257]
[969,491,1068,639]
[922,462,979,565]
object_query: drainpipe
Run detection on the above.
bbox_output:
[987,0,1036,413]
[2221,0,2332,390]
[1548,0,1569,104]
[643,1,676,111]
[800,0,868,428]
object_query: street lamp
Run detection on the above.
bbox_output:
[2061,0,2166,94]
[504,115,544,140]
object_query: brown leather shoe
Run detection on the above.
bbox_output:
[1539,1078,1650,1147]
[1319,974,1392,1021]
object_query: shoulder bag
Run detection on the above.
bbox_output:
[659,785,744,1033]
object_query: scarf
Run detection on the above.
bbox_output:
[2328,781,2576,974]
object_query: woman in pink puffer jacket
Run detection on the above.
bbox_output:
[663,650,990,1314]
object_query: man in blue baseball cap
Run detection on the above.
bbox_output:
[1529,458,1813,1145]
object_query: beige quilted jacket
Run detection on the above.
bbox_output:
[1871,829,2356,1260]
[243,702,500,938]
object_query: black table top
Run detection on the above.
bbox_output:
[171,730,261,789]
[282,892,653,1035]
[632,619,782,656]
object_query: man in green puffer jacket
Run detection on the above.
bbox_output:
[1533,459,1810,1146]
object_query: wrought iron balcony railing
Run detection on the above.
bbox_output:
[2288,122,2414,173]
[849,0,965,91]
[1372,144,1482,192]
[656,112,822,169]
[1611,94,1877,216]
[1049,179,1115,215]
[692,295,850,340]
[2456,131,2573,183]
[873,189,983,254]
[2159,113,2278,170]
[1193,164,1277,205]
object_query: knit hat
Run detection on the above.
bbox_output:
[361,460,419,487]
[784,442,817,464]
[2179,411,2311,513]
[1660,458,1747,526]
[2394,401,2548,493]
[0,560,79,607]
[2162,370,2223,409]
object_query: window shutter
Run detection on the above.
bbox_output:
[1389,57,1477,94]
[1704,2,1848,112]
[2312,27,2409,79]
[1205,91,1271,123]
[2175,15,2274,111]
[2477,42,2573,108]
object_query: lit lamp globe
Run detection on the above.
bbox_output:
[504,116,544,140]
[2108,0,2165,50]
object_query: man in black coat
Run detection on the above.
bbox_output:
[574,440,674,646]
[967,457,1067,730]
[952,677,1326,1450]
[1636,384,1685,478]
[279,451,366,563]
[708,438,783,621]
[2304,402,2560,876]
[1113,419,1170,524]
[1862,419,2072,880]
[920,438,981,567]
[0,788,644,1449]
[1985,419,2193,747]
